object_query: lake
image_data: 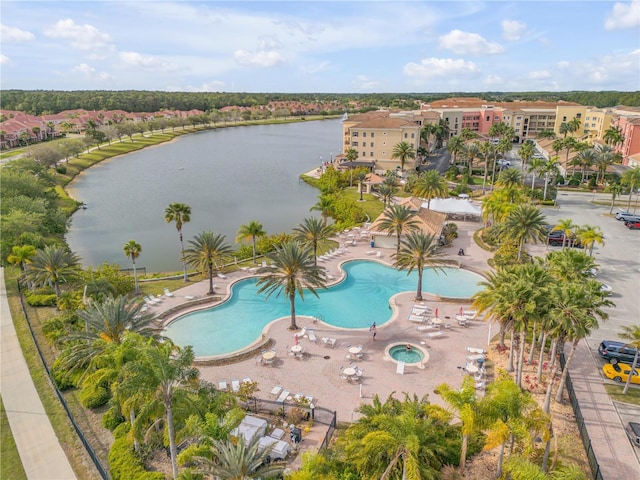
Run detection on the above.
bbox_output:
[66,119,342,272]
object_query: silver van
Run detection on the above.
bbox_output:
[615,211,640,222]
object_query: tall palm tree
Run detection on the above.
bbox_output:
[255,241,326,330]
[421,123,435,152]
[432,119,450,149]
[345,147,358,187]
[7,244,36,272]
[558,122,571,138]
[551,282,612,403]
[618,325,640,394]
[412,170,448,209]
[603,125,624,147]
[24,245,81,300]
[576,225,604,256]
[235,220,266,265]
[355,170,368,201]
[377,183,395,207]
[528,157,546,193]
[540,157,561,201]
[536,129,556,141]
[594,144,619,185]
[518,141,535,175]
[377,204,420,255]
[193,435,286,480]
[621,167,640,211]
[292,217,334,266]
[498,204,548,262]
[568,117,581,136]
[310,195,334,226]
[184,231,232,295]
[495,168,523,192]
[394,231,447,301]
[118,342,199,480]
[462,142,480,176]
[608,183,623,214]
[446,135,464,165]
[391,141,416,174]
[123,240,142,294]
[574,148,596,183]
[479,141,495,194]
[164,203,192,282]
[436,376,478,474]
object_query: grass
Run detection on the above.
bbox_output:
[0,397,27,480]
[0,147,27,160]
[341,186,385,222]
[3,267,101,479]
[604,384,640,406]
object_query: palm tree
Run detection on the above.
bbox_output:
[594,144,619,185]
[412,170,448,209]
[345,147,358,187]
[574,148,596,183]
[446,135,464,165]
[498,205,548,261]
[394,231,447,301]
[608,183,623,214]
[461,142,480,176]
[479,141,495,194]
[84,278,117,304]
[495,168,523,191]
[377,204,420,255]
[184,231,232,295]
[551,282,612,403]
[518,141,535,175]
[355,170,368,201]
[558,122,572,138]
[310,195,334,226]
[551,218,577,250]
[603,125,624,148]
[118,342,199,480]
[421,123,435,151]
[235,220,266,265]
[576,225,604,256]
[7,244,36,272]
[568,117,582,136]
[528,157,546,193]
[24,245,81,300]
[536,129,556,141]
[432,119,450,149]
[540,157,561,201]
[255,241,326,330]
[377,183,395,207]
[193,434,285,479]
[621,167,640,211]
[436,376,478,474]
[292,217,334,266]
[164,203,192,282]
[618,325,640,394]
[123,240,142,294]
[391,141,416,174]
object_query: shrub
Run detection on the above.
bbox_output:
[55,165,67,174]
[108,428,165,480]
[42,316,66,343]
[80,383,111,408]
[442,223,458,245]
[51,357,80,390]
[24,292,57,306]
[102,405,126,430]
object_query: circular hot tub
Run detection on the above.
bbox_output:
[385,342,429,368]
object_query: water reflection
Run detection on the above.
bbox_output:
[66,120,341,272]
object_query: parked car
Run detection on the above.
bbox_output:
[547,232,582,248]
[615,211,640,222]
[497,159,511,167]
[625,220,640,230]
[602,362,640,384]
[626,422,640,448]
[598,340,639,365]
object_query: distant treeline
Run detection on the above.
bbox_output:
[2,89,639,115]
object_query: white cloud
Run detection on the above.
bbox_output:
[353,75,380,90]
[119,52,179,72]
[71,63,111,81]
[605,0,640,30]
[1,24,35,42]
[300,61,330,75]
[183,80,227,92]
[528,70,551,80]
[404,57,478,79]
[233,49,286,67]
[438,29,504,55]
[556,61,571,69]
[484,75,503,86]
[501,20,526,41]
[551,49,639,88]
[0,54,8,64]
[44,19,111,51]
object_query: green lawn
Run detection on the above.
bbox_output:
[341,186,385,222]
[0,397,27,480]
[604,383,640,406]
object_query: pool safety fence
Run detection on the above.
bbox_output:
[119,266,146,276]
[16,281,109,480]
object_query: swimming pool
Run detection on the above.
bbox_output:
[164,260,483,357]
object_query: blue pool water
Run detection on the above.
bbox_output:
[389,345,425,364]
[164,260,483,356]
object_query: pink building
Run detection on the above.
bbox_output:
[612,115,640,166]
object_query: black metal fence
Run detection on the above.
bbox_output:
[560,353,603,480]
[16,282,110,479]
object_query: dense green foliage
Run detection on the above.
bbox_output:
[108,425,165,480]
[3,90,638,115]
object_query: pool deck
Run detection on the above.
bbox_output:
[149,220,492,427]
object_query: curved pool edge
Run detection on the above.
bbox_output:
[384,342,430,369]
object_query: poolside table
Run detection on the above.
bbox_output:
[290,345,303,353]
[343,367,356,376]
[262,351,276,360]
[465,365,479,374]
[431,317,442,326]
[348,346,362,355]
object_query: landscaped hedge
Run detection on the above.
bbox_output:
[24,292,57,306]
[109,424,165,480]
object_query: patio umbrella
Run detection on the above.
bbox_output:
[294,334,299,345]
[459,306,463,316]
[434,308,439,318]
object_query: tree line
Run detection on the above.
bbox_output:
[2,89,639,115]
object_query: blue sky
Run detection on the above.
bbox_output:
[1,1,639,93]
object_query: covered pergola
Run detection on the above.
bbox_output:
[424,198,482,221]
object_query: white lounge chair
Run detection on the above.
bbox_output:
[163,288,175,297]
[185,295,196,300]
[262,260,268,267]
[376,251,383,259]
[426,331,444,339]
[270,385,283,396]
[276,390,290,403]
[408,314,427,323]
[217,272,228,279]
[149,294,163,303]
[144,295,161,305]
[466,347,486,354]
[232,380,240,392]
[218,381,228,391]
[308,329,317,343]
[365,250,376,255]
[463,310,478,320]
[242,377,252,384]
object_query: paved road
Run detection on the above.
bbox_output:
[528,191,640,478]
[0,268,77,479]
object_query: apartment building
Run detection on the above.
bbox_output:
[611,107,640,167]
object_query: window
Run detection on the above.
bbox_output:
[363,132,367,137]
[353,131,358,137]
[494,116,499,120]
[486,116,490,121]
[361,151,366,157]
[404,133,408,138]
[371,132,375,138]
[411,133,415,139]
[576,113,582,118]
[370,142,374,147]
[562,116,567,121]
[352,141,358,147]
[516,122,521,126]
[370,152,374,157]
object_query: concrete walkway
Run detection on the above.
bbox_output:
[0,268,76,479]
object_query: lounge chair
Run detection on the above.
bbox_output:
[185,295,196,300]
[466,347,486,354]
[408,314,427,323]
[276,390,290,403]
[262,260,268,267]
[163,288,175,297]
[149,294,163,303]
[270,385,283,396]
[242,377,252,384]
[217,272,228,279]
[376,251,383,259]
[366,250,376,255]
[232,380,240,392]
[218,381,228,391]
[326,272,335,280]
[308,329,317,343]
[426,331,444,339]
[463,310,478,320]
[144,295,160,305]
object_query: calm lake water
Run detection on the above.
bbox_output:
[66,120,342,272]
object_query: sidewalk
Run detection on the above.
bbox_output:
[0,268,77,479]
